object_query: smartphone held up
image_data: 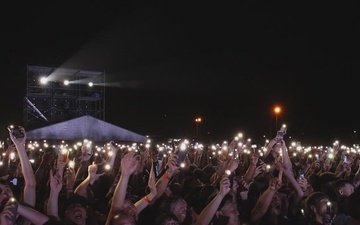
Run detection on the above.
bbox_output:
[276,124,287,144]
[7,125,24,138]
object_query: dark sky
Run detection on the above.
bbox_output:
[1,1,360,145]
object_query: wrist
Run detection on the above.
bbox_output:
[268,186,277,191]
[143,195,151,203]
[162,172,172,180]
[165,170,174,176]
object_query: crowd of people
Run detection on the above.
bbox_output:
[0,125,360,225]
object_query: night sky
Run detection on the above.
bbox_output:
[1,1,360,145]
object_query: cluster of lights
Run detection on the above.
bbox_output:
[39,76,94,87]
[0,139,151,173]
[3,130,360,173]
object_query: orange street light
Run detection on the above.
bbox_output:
[195,117,202,137]
[274,106,281,130]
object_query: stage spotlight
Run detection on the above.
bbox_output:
[64,80,69,85]
[88,82,93,87]
[40,77,48,84]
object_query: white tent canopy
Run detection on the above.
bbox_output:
[26,115,147,142]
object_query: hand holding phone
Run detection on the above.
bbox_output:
[3,197,18,223]
[225,169,234,188]
[175,140,188,167]
[297,169,305,180]
[7,125,25,138]
[176,149,187,167]
[276,124,287,143]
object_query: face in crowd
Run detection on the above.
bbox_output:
[217,198,240,225]
[63,202,87,225]
[0,179,13,212]
[170,198,188,223]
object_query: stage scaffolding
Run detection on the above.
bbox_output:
[24,65,105,127]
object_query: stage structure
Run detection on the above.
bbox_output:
[24,65,105,127]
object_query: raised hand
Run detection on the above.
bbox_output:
[147,162,157,198]
[298,176,309,193]
[0,197,18,225]
[120,152,141,176]
[8,126,26,146]
[269,170,283,191]
[49,169,63,193]
[166,153,180,175]
[219,175,231,197]
[64,167,76,189]
[253,163,265,178]
[88,162,104,182]
[224,157,239,173]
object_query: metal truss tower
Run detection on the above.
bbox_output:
[24,65,105,128]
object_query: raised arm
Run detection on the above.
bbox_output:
[134,159,157,213]
[251,172,283,225]
[263,139,277,159]
[153,153,179,202]
[74,162,104,198]
[274,156,304,201]
[46,169,63,220]
[243,153,259,183]
[105,152,139,225]
[9,126,36,207]
[279,140,292,170]
[17,203,51,225]
[193,175,231,225]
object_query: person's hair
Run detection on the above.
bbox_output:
[304,191,328,220]
[155,213,180,225]
[109,209,136,225]
[159,195,186,215]
[168,182,183,196]
[331,179,352,197]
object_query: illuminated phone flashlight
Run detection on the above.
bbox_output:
[326,201,332,213]
[10,197,16,203]
[180,162,185,168]
[225,169,231,176]
[180,143,187,151]
[104,163,111,171]
[68,159,75,169]
[10,152,16,160]
[61,148,68,155]
[266,164,271,172]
